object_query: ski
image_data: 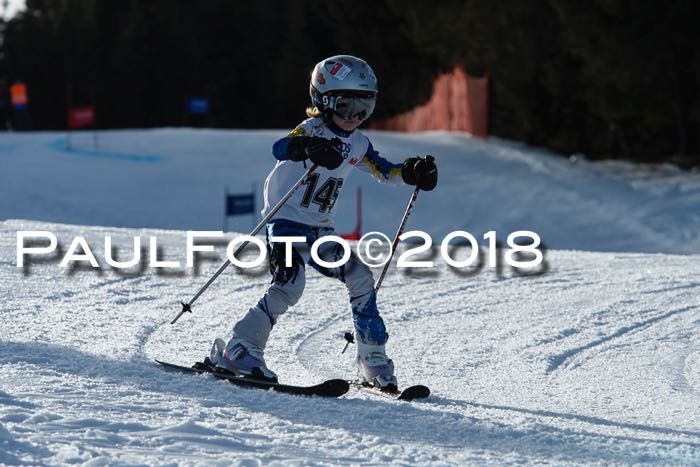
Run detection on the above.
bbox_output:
[350,381,431,401]
[155,359,350,398]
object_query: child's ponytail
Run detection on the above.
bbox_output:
[306,106,323,118]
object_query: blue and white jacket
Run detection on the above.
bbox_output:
[261,117,404,227]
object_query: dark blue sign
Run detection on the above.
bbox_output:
[226,194,255,216]
[187,97,209,115]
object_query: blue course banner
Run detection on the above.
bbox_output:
[226,194,255,215]
[187,97,209,114]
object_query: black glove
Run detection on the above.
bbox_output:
[306,136,343,170]
[287,136,343,170]
[286,137,308,162]
[401,155,438,191]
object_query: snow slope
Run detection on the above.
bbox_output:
[1,129,699,464]
[2,129,699,253]
[1,220,699,464]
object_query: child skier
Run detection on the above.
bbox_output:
[210,55,438,389]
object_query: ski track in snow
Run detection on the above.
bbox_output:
[1,129,700,464]
[545,304,699,373]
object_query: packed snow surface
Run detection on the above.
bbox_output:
[0,129,699,464]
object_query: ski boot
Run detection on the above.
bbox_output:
[210,337,278,383]
[356,341,397,391]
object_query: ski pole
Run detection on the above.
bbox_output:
[170,164,318,325]
[374,185,420,296]
[341,186,420,354]
[340,186,421,354]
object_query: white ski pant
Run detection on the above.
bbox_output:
[232,219,388,351]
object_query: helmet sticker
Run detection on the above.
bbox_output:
[316,72,326,85]
[368,70,376,82]
[327,62,352,80]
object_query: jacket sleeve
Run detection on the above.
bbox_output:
[355,141,404,185]
[272,123,308,160]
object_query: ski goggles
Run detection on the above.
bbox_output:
[326,93,377,121]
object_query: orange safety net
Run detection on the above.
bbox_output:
[371,66,488,137]
[10,82,28,107]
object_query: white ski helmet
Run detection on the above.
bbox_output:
[310,55,378,120]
